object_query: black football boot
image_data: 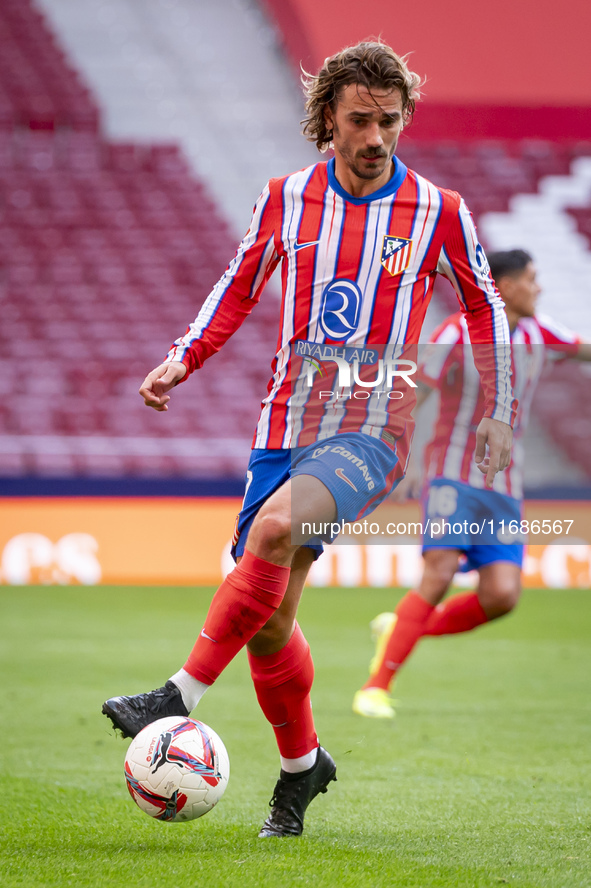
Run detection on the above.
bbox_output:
[102,681,189,738]
[258,747,337,837]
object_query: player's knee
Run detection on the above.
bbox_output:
[494,581,521,615]
[423,550,459,590]
[482,576,521,617]
[250,509,292,554]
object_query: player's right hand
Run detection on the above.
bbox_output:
[139,361,187,411]
[474,417,513,489]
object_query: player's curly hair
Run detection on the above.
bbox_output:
[301,40,424,152]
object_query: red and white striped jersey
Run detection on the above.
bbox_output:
[420,311,581,498]
[166,157,516,452]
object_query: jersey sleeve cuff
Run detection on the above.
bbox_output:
[484,405,516,428]
[163,351,196,381]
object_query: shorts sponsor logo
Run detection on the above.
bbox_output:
[307,442,376,490]
[335,467,358,492]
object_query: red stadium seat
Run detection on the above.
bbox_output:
[1,0,589,480]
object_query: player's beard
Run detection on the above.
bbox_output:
[351,150,390,180]
[334,132,394,181]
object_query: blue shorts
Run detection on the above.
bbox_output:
[231,432,401,560]
[421,478,524,570]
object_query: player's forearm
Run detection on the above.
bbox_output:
[455,267,516,426]
[462,306,516,427]
[454,252,516,426]
[166,293,261,375]
[438,203,516,426]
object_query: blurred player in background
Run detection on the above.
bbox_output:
[102,41,516,836]
[353,248,591,719]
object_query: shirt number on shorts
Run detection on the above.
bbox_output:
[427,485,458,518]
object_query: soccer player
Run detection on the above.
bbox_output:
[353,248,591,719]
[102,41,516,836]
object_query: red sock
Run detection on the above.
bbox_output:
[423,592,488,635]
[183,550,290,685]
[247,623,318,759]
[364,591,434,692]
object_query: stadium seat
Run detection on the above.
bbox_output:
[1,0,589,481]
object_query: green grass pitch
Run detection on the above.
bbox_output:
[1,585,590,888]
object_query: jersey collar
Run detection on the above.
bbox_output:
[327,155,408,205]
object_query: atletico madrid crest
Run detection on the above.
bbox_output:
[381,235,412,276]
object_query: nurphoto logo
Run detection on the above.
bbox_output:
[301,354,417,400]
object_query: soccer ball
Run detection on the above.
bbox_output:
[124,716,230,822]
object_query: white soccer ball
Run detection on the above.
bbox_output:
[124,716,230,822]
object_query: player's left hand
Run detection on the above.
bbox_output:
[474,417,513,489]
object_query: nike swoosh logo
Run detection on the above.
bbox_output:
[200,629,217,643]
[335,467,358,492]
[294,239,320,252]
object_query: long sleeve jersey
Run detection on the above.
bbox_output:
[166,156,516,454]
[419,311,581,499]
